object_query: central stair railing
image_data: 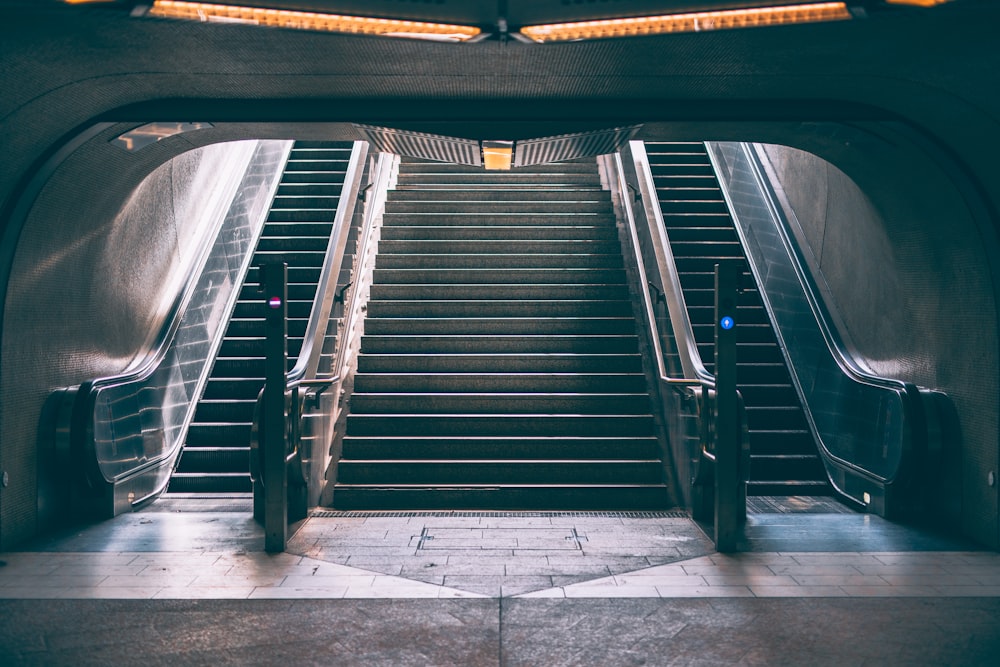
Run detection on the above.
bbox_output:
[251,146,398,551]
[602,143,749,550]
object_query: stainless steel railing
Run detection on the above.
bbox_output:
[600,144,749,525]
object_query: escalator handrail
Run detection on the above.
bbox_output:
[287,141,369,384]
[737,142,917,395]
[613,143,715,391]
[706,141,927,489]
[65,140,293,490]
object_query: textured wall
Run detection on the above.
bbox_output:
[757,143,999,546]
[0,139,259,548]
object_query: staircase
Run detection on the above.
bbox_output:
[332,158,670,510]
[169,141,354,493]
[645,142,830,496]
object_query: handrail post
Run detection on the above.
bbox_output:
[714,261,741,552]
[262,261,289,553]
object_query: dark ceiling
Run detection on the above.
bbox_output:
[1,0,998,225]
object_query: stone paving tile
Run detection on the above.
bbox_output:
[839,585,941,597]
[702,574,799,586]
[563,584,661,598]
[0,574,109,588]
[442,575,553,597]
[504,563,611,577]
[152,587,255,599]
[932,585,1000,596]
[402,562,507,577]
[7,513,999,603]
[655,585,754,597]
[190,574,285,587]
[749,585,848,597]
[247,586,348,599]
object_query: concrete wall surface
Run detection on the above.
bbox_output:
[756,142,999,547]
[0,140,259,548]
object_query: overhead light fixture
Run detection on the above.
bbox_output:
[482,141,514,171]
[140,1,482,42]
[883,0,954,6]
[111,122,213,152]
[519,2,852,43]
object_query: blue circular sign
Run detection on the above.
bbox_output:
[720,316,735,330]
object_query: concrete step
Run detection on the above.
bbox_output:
[341,435,660,460]
[383,212,612,226]
[385,200,611,214]
[349,392,651,415]
[389,189,606,201]
[330,484,672,510]
[356,353,644,373]
[336,460,664,485]
[345,413,655,437]
[363,316,636,336]
[398,160,598,174]
[397,174,601,186]
[365,299,633,318]
[359,334,640,354]
[374,260,625,272]
[377,239,622,255]
[368,284,628,301]
[379,225,617,241]
[352,372,647,393]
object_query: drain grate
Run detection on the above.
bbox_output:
[310,510,689,519]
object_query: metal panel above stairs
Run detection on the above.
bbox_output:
[332,158,670,510]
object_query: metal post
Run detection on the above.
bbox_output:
[714,261,740,552]
[262,262,288,553]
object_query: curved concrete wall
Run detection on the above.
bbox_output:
[0,140,261,547]
[756,143,999,546]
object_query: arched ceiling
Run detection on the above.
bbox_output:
[1,0,998,228]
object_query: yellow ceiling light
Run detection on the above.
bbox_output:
[144,1,482,42]
[519,2,852,43]
[482,141,514,171]
[884,0,954,6]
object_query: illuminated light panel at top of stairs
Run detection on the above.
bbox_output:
[518,2,852,43]
[143,1,482,42]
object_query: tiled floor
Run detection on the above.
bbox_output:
[1,498,994,601]
[3,499,1000,665]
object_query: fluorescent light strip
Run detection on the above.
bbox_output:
[146,1,482,42]
[519,2,852,43]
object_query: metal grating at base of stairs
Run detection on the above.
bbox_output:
[645,141,830,497]
[331,157,671,511]
[168,141,355,494]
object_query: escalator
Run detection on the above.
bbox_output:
[168,141,354,493]
[645,141,831,496]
